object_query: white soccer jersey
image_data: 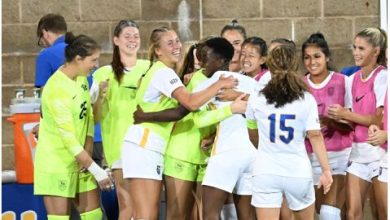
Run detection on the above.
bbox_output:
[256,70,271,92]
[246,92,320,178]
[194,71,257,155]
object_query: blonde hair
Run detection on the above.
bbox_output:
[147,26,172,68]
[356,27,387,66]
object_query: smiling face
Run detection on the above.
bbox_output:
[240,43,265,77]
[155,30,182,68]
[222,30,245,71]
[114,26,140,56]
[352,36,379,68]
[303,45,328,77]
[77,50,100,76]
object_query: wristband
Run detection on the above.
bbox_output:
[87,162,108,182]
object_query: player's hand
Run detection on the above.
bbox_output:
[317,170,333,195]
[217,89,242,102]
[217,75,238,90]
[327,104,347,121]
[200,136,215,151]
[87,162,114,191]
[98,79,109,99]
[133,105,146,124]
[32,124,40,140]
[230,94,247,114]
[367,124,387,146]
[183,73,194,85]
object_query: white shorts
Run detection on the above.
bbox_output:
[346,161,380,182]
[309,148,351,185]
[121,141,164,180]
[111,159,122,169]
[378,167,388,183]
[349,142,385,163]
[202,150,254,195]
[251,174,315,211]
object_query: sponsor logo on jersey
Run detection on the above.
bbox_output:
[170,78,178,85]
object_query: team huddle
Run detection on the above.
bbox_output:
[33,13,387,220]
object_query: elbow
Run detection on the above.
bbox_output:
[183,103,198,112]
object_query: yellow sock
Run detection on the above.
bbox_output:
[47,214,69,220]
[80,208,103,220]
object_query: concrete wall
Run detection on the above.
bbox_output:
[2,0,380,170]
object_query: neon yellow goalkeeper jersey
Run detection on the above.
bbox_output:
[92,60,150,166]
[35,70,94,173]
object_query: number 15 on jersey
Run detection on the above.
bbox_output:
[268,113,296,144]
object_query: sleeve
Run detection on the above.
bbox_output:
[256,71,271,92]
[374,69,388,108]
[46,92,84,156]
[193,105,232,128]
[87,102,95,137]
[245,96,258,129]
[193,71,222,93]
[305,94,321,131]
[35,52,53,87]
[151,68,184,98]
[344,75,353,109]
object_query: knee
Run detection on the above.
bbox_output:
[347,209,362,220]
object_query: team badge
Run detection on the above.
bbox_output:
[58,180,67,191]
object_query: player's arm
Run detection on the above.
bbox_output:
[367,124,388,146]
[91,79,109,123]
[306,94,332,194]
[247,118,258,148]
[85,102,95,155]
[133,105,190,124]
[47,94,113,190]
[245,95,258,148]
[328,104,383,127]
[247,128,259,148]
[193,94,247,128]
[216,89,249,102]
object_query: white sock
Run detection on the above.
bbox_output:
[220,203,237,220]
[319,205,341,220]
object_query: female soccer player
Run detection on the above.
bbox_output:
[327,27,387,220]
[240,36,268,81]
[367,90,388,220]
[90,20,150,220]
[246,44,333,220]
[120,27,237,220]
[221,19,247,72]
[302,32,353,220]
[34,32,113,220]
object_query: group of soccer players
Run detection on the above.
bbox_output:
[33,14,387,220]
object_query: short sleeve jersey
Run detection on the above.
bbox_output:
[124,61,184,153]
[246,92,320,178]
[90,60,150,166]
[194,71,258,155]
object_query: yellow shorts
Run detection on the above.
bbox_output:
[34,171,97,198]
[164,155,207,182]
